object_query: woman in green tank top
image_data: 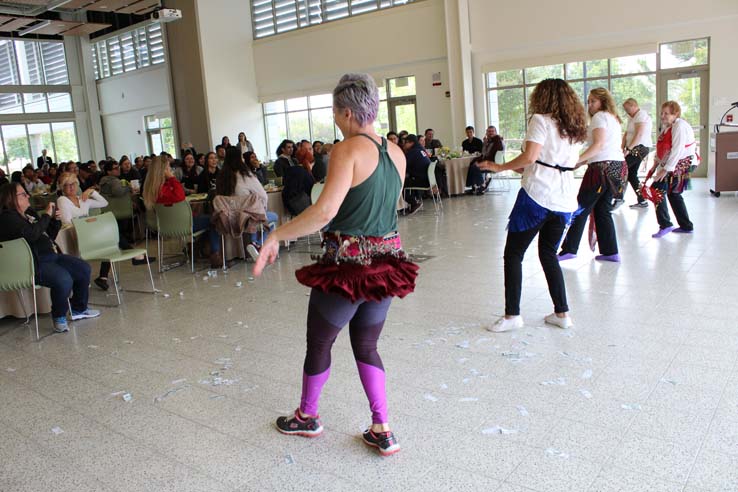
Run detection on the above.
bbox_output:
[254,73,418,457]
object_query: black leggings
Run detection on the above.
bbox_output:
[626,148,649,203]
[561,186,618,256]
[504,214,569,316]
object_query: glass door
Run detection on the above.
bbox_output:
[659,69,709,176]
[388,97,417,134]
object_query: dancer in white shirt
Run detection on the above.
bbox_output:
[622,98,653,208]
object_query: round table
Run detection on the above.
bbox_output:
[439,156,477,196]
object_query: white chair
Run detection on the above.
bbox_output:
[404,161,443,214]
[486,151,511,193]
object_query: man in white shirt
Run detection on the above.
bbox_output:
[622,98,653,208]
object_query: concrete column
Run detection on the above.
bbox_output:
[444,0,475,147]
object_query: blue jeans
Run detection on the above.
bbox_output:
[36,254,91,318]
[192,215,221,252]
[249,211,279,245]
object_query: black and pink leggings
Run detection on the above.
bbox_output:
[300,289,392,424]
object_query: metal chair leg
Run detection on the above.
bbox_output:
[31,282,39,341]
[110,262,122,305]
[191,236,195,273]
[145,254,157,293]
[222,235,226,270]
[16,289,30,324]
[157,232,162,274]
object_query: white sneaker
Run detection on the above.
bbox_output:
[246,244,260,261]
[544,313,573,329]
[488,316,524,333]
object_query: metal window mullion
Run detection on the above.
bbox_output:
[23,124,32,165]
[49,122,58,162]
[0,126,7,173]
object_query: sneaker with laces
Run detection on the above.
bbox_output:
[488,316,524,333]
[246,244,260,261]
[362,429,401,456]
[275,409,323,437]
[544,313,573,329]
[70,309,101,321]
[53,317,69,333]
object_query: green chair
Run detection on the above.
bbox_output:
[0,239,42,340]
[101,194,139,242]
[73,212,156,305]
[154,201,205,273]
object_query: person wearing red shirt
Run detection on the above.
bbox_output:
[143,156,221,267]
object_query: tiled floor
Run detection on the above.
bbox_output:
[1,178,737,492]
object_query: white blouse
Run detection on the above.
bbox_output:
[660,118,697,172]
[57,191,109,225]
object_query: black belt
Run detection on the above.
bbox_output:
[536,160,575,172]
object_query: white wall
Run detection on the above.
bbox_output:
[96,65,171,159]
[467,0,738,172]
[251,0,454,144]
[195,0,266,158]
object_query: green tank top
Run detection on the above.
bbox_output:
[327,134,401,237]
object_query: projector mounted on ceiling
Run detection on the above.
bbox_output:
[151,8,181,23]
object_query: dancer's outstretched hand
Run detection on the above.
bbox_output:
[254,236,279,276]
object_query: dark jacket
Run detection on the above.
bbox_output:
[481,135,505,162]
[37,156,52,168]
[251,165,268,185]
[273,156,295,177]
[197,168,220,194]
[312,154,328,182]
[99,176,129,198]
[462,137,483,154]
[0,208,61,265]
[406,143,431,180]
[282,166,314,216]
[120,168,141,182]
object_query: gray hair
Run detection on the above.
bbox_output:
[333,73,379,127]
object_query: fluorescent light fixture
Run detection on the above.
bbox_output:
[18,20,51,36]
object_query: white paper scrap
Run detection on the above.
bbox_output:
[459,397,479,402]
[423,393,439,402]
[516,405,529,417]
[581,369,593,380]
[51,426,64,435]
[482,426,518,435]
[456,340,470,349]
[579,389,593,399]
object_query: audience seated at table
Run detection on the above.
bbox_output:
[216,147,278,260]
[0,182,100,333]
[78,164,97,191]
[39,164,56,185]
[197,151,220,194]
[461,125,484,154]
[281,148,314,217]
[424,128,443,155]
[120,156,141,182]
[21,165,45,194]
[312,143,332,182]
[143,156,222,268]
[179,153,203,194]
[465,125,505,195]
[244,151,268,185]
[273,139,297,177]
[56,172,108,225]
[403,134,431,215]
[99,161,130,199]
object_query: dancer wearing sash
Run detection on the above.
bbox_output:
[478,78,587,332]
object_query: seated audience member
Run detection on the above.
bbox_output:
[461,126,483,154]
[281,158,314,217]
[244,151,268,185]
[295,140,315,173]
[312,143,332,182]
[56,172,108,224]
[99,161,130,198]
[418,134,427,150]
[78,163,98,191]
[196,153,205,169]
[134,156,144,172]
[273,139,297,177]
[21,165,45,194]
[43,164,58,186]
[0,182,100,333]
[57,172,151,290]
[465,125,505,195]
[120,156,141,182]
[237,132,254,155]
[197,151,220,194]
[215,145,226,169]
[424,128,443,154]
[216,147,279,259]
[37,149,53,169]
[179,153,202,194]
[386,131,399,145]
[312,141,323,156]
[221,136,232,148]
[140,156,152,183]
[403,134,431,215]
[143,156,222,268]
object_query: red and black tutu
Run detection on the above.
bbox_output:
[295,232,418,303]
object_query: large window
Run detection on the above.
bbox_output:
[145,114,176,156]
[486,53,658,161]
[91,23,165,80]
[1,122,80,173]
[0,38,77,173]
[251,0,414,39]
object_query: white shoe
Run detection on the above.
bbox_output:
[488,316,524,333]
[246,244,260,261]
[544,313,573,329]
